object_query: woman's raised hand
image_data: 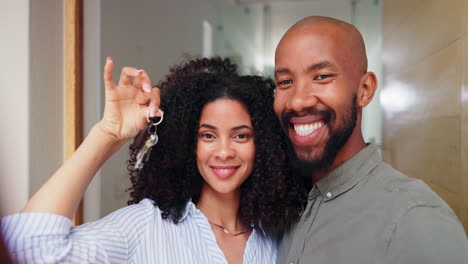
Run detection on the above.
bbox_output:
[99,57,161,141]
[21,57,161,217]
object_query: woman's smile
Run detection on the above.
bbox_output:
[210,165,241,179]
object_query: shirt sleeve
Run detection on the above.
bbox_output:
[0,200,154,264]
[386,205,468,264]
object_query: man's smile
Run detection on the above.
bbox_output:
[293,121,325,136]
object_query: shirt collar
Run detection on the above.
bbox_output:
[311,143,382,201]
[179,201,259,230]
[179,200,197,222]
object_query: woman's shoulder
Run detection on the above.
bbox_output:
[71,198,162,246]
[98,198,159,225]
[98,198,195,227]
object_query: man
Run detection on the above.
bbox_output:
[273,16,468,264]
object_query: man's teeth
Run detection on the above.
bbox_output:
[294,122,324,136]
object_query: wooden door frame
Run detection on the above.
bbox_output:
[65,0,84,226]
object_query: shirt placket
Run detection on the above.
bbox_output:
[286,187,323,264]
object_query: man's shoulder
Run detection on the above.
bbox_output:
[355,160,463,231]
[368,161,449,208]
[382,173,468,263]
[367,161,465,232]
[362,162,468,262]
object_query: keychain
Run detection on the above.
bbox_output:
[135,109,164,169]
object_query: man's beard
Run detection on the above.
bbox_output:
[283,95,358,180]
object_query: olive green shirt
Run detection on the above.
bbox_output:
[277,144,468,264]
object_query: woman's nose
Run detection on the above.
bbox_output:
[214,141,235,160]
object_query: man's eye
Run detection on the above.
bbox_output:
[315,74,334,80]
[277,79,293,85]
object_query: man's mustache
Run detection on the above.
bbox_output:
[281,107,334,127]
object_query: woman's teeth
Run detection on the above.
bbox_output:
[217,168,234,173]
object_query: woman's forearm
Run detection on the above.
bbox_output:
[21,122,127,219]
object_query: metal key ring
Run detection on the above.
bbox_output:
[146,109,164,125]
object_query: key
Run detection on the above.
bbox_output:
[135,125,159,169]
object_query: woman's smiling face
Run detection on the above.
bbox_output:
[196,99,256,195]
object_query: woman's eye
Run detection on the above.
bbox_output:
[233,133,251,142]
[200,133,216,140]
[277,79,293,86]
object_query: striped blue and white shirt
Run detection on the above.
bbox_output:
[1,199,277,263]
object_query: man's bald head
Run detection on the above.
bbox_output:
[277,16,368,75]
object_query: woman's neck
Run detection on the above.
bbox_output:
[196,184,244,232]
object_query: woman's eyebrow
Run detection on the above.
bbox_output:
[199,124,216,129]
[199,124,253,131]
[232,125,253,131]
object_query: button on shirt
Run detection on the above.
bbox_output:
[277,144,468,264]
[1,199,276,264]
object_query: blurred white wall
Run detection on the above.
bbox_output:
[354,0,382,146]
[83,0,102,223]
[28,0,64,208]
[214,4,266,74]
[0,0,64,216]
[0,0,30,216]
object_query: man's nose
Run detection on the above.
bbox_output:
[287,81,319,113]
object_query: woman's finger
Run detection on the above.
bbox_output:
[118,66,140,87]
[149,87,162,117]
[135,87,161,116]
[135,89,150,106]
[133,69,144,91]
[103,57,116,91]
[140,70,153,93]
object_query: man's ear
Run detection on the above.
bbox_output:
[357,72,377,107]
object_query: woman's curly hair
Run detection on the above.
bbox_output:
[127,57,306,233]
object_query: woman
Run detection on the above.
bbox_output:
[1,57,305,263]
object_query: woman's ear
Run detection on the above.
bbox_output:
[357,71,378,107]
